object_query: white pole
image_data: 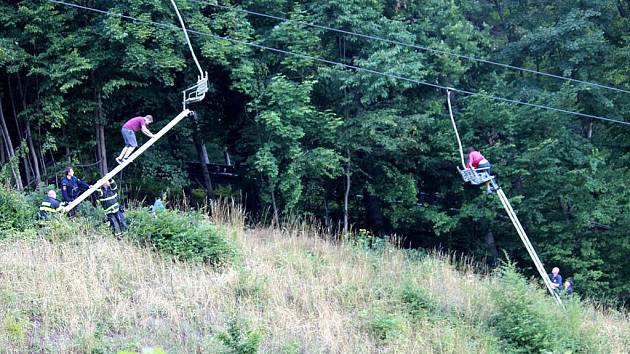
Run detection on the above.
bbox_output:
[65,109,191,212]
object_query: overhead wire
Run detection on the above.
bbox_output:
[200,1,630,95]
[48,0,630,126]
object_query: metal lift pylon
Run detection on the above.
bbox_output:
[447,90,563,307]
[64,0,208,213]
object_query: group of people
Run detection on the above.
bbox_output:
[38,167,128,236]
[549,266,575,296]
[38,114,159,236]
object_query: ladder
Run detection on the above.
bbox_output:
[64,109,192,212]
[492,181,563,306]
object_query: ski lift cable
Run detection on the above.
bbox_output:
[199,1,630,95]
[48,0,630,127]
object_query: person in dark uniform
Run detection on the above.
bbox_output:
[38,190,64,219]
[61,167,90,217]
[96,179,127,237]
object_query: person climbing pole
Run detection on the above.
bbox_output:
[38,190,65,219]
[96,179,127,237]
[466,146,496,193]
[116,115,155,164]
[61,167,91,217]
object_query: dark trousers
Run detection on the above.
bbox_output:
[107,211,128,235]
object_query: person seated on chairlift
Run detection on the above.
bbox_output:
[466,146,496,193]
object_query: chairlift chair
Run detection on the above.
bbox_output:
[182,73,209,109]
[458,166,494,185]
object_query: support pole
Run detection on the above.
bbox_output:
[64,109,191,212]
[495,185,563,306]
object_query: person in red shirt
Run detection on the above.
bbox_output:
[466,146,496,193]
[116,115,155,164]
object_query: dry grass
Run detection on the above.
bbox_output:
[0,211,628,353]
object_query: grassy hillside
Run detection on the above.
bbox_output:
[0,200,629,352]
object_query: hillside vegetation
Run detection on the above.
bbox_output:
[2,0,630,303]
[0,189,628,353]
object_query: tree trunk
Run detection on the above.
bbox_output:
[0,97,24,190]
[587,121,593,139]
[38,148,48,183]
[7,76,32,186]
[343,148,351,235]
[323,191,331,234]
[270,186,279,226]
[0,134,5,163]
[94,84,108,176]
[485,229,499,266]
[191,112,213,200]
[62,127,71,164]
[364,189,385,235]
[25,121,41,185]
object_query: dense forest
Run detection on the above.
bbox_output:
[1,0,629,302]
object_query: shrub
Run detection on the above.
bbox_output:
[126,208,235,265]
[366,311,406,342]
[0,185,36,238]
[215,317,262,354]
[400,282,438,320]
[489,263,606,353]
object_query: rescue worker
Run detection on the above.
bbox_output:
[61,167,91,217]
[96,179,127,237]
[38,190,64,219]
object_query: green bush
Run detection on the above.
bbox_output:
[0,185,36,238]
[366,311,406,342]
[126,208,235,265]
[400,282,438,320]
[215,317,262,354]
[489,263,606,353]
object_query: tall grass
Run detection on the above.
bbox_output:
[0,194,628,352]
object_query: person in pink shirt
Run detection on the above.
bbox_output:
[466,146,496,193]
[116,115,155,164]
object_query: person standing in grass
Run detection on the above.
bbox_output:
[116,115,155,164]
[38,190,64,219]
[96,179,127,237]
[548,267,563,293]
[150,193,166,214]
[61,167,91,217]
[564,279,574,296]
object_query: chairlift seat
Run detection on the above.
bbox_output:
[182,73,209,108]
[458,167,494,185]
